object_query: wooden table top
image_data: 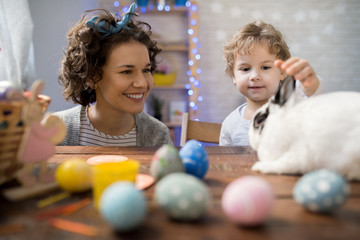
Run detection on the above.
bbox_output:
[1,146,359,240]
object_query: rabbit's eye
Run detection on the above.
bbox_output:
[253,108,269,132]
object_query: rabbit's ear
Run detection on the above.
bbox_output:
[253,106,269,133]
[272,75,296,106]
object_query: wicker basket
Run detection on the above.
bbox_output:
[0,95,51,185]
[0,101,26,184]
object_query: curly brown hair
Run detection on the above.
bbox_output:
[58,9,161,106]
[224,20,290,79]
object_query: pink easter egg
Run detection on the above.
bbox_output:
[221,176,274,226]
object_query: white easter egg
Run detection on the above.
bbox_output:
[293,169,350,213]
[155,172,211,221]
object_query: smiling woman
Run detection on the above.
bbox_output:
[53,3,173,147]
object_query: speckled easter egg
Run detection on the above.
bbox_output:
[179,140,209,179]
[221,176,274,226]
[99,181,147,232]
[55,158,93,193]
[293,169,350,213]
[150,144,184,181]
[155,172,211,221]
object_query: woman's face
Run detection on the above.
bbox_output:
[96,41,153,115]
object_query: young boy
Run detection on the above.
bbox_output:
[219,20,320,146]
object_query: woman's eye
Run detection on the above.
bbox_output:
[143,68,151,73]
[120,70,132,74]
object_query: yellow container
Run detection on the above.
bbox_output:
[93,160,139,208]
[153,72,177,86]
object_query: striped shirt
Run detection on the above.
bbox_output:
[78,106,137,146]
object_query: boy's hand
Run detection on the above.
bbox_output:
[275,57,320,96]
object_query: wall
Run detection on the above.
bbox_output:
[28,0,360,123]
[28,0,97,112]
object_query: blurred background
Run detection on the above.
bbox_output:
[14,0,360,125]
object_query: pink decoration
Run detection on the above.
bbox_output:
[20,123,58,163]
[221,176,274,226]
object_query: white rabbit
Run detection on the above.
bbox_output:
[249,76,360,180]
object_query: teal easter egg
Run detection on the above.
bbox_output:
[155,172,211,221]
[179,140,209,179]
[99,181,147,231]
[150,144,184,181]
[293,169,350,213]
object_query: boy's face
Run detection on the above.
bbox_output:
[232,42,284,106]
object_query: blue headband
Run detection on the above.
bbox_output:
[85,2,136,38]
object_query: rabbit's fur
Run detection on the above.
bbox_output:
[249,76,360,180]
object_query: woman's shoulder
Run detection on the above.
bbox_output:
[52,105,84,125]
[53,105,83,116]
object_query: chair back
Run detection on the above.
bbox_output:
[180,112,221,146]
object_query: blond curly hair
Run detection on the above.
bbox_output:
[224,20,290,79]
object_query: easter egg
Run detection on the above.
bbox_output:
[99,181,147,232]
[55,158,93,192]
[179,140,209,179]
[155,172,211,221]
[150,144,184,181]
[221,176,274,226]
[293,169,350,213]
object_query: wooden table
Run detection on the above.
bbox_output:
[1,146,359,240]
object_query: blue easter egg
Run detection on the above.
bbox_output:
[293,169,350,213]
[99,181,147,231]
[179,140,209,179]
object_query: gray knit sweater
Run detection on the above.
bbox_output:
[53,105,173,147]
